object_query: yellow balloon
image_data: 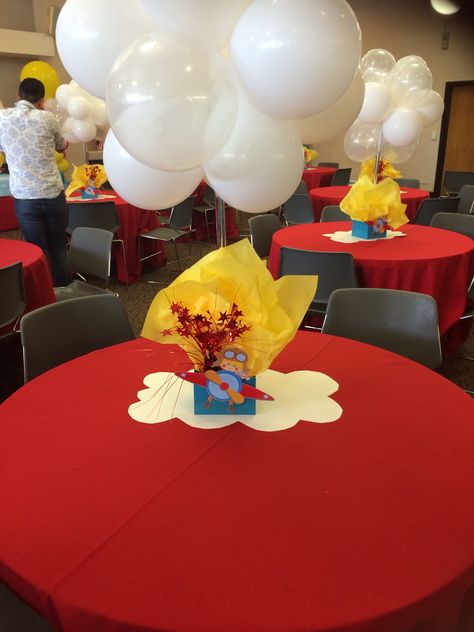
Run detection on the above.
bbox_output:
[0,152,4,168]
[20,61,60,100]
[57,159,70,173]
[55,150,64,165]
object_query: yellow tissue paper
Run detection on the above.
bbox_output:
[340,175,409,230]
[304,146,319,164]
[359,158,401,182]
[142,239,317,376]
[65,163,107,197]
[0,152,4,168]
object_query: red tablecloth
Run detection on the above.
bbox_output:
[0,334,472,632]
[309,185,430,222]
[0,196,18,232]
[268,222,474,353]
[301,166,337,190]
[0,238,54,313]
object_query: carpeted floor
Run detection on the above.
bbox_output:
[1,228,473,402]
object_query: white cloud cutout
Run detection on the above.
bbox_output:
[128,369,342,432]
[322,229,406,243]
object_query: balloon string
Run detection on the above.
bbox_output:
[215,195,227,249]
[374,128,384,185]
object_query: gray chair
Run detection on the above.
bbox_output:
[331,168,352,186]
[248,214,281,259]
[279,248,358,324]
[413,196,460,226]
[282,194,314,225]
[193,185,216,242]
[0,583,54,631]
[394,178,421,189]
[0,261,26,333]
[20,294,135,382]
[320,205,349,223]
[443,171,474,197]
[430,212,474,239]
[54,227,114,302]
[322,288,442,369]
[138,196,199,273]
[457,185,474,215]
[66,201,128,283]
[318,162,339,168]
[294,180,309,195]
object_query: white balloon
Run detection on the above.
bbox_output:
[55,83,74,109]
[62,117,75,134]
[63,131,80,144]
[390,58,432,107]
[67,96,92,120]
[107,32,238,172]
[344,120,382,162]
[103,130,203,210]
[358,82,392,124]
[414,89,444,126]
[230,0,361,119]
[141,0,253,50]
[204,93,304,213]
[360,48,396,85]
[92,101,109,127]
[382,140,419,164]
[430,0,461,15]
[396,55,429,69]
[55,0,151,98]
[294,71,364,144]
[382,107,423,147]
[72,119,97,142]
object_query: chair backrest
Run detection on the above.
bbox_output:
[67,201,120,234]
[202,185,216,207]
[430,212,474,239]
[279,248,358,307]
[318,162,339,168]
[294,180,308,195]
[282,194,314,225]
[248,214,281,258]
[457,185,474,215]
[394,178,421,189]
[443,171,474,196]
[413,196,460,226]
[322,288,442,369]
[20,294,135,382]
[320,205,349,223]
[331,168,352,186]
[68,227,113,283]
[169,196,196,231]
[0,261,26,329]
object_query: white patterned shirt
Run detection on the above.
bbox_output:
[0,100,66,199]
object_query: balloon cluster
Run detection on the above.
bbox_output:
[44,81,109,144]
[55,0,362,213]
[344,49,444,165]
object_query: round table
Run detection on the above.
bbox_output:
[309,185,430,222]
[268,222,474,353]
[0,238,54,313]
[301,166,337,190]
[0,334,473,632]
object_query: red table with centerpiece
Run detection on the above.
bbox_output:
[301,166,337,190]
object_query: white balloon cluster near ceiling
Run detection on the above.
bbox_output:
[55,0,362,212]
[344,49,444,165]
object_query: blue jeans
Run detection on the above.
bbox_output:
[14,192,70,287]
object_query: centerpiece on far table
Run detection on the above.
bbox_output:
[65,163,107,199]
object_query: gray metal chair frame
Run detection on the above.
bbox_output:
[282,194,314,226]
[193,185,216,242]
[413,196,460,226]
[443,171,474,197]
[394,178,420,189]
[322,288,442,369]
[320,205,349,223]
[54,227,115,302]
[0,261,26,333]
[318,162,339,168]
[138,196,199,275]
[430,212,474,239]
[20,294,135,382]
[457,185,474,215]
[279,248,358,326]
[331,168,352,186]
[66,201,128,283]
[248,214,281,259]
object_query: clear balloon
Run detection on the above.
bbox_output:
[20,61,60,100]
[103,130,204,210]
[107,32,238,172]
[141,0,253,50]
[72,119,97,142]
[382,107,423,147]
[67,96,92,120]
[360,49,396,85]
[204,94,304,213]
[55,0,151,98]
[230,0,361,119]
[358,82,392,124]
[344,120,382,163]
[43,98,68,126]
[382,140,419,164]
[390,59,432,107]
[293,70,364,145]
[415,90,444,127]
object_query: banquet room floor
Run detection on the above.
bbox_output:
[1,225,473,402]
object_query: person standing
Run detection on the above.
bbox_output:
[0,77,70,286]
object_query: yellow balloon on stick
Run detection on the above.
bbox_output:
[20,61,60,100]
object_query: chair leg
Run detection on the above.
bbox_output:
[174,240,182,270]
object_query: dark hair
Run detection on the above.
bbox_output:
[18,78,45,104]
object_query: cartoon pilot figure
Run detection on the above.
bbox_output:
[203,346,250,413]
